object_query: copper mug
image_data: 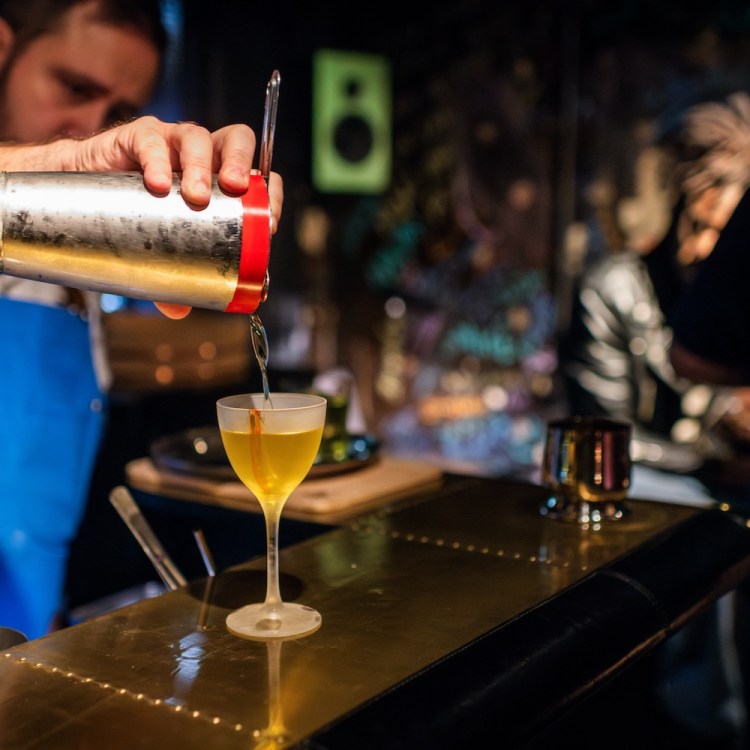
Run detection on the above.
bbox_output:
[540,416,632,524]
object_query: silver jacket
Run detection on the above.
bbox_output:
[562,250,734,473]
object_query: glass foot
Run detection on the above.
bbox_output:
[539,494,630,524]
[226,602,322,641]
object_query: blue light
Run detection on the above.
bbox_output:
[100,294,127,313]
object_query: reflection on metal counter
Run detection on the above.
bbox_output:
[2,475,749,748]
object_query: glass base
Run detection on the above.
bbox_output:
[226,602,322,641]
[539,494,631,525]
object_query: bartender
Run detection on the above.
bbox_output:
[0,0,283,640]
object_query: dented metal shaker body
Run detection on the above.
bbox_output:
[0,171,271,313]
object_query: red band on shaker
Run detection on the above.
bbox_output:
[225,173,271,313]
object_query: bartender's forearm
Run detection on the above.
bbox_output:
[0,138,74,171]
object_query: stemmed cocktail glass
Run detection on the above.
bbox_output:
[217,393,326,639]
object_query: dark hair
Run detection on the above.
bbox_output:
[0,0,167,57]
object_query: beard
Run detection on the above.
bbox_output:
[0,62,15,141]
[0,51,34,143]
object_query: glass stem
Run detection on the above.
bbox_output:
[262,500,285,611]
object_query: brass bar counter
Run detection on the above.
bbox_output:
[2,475,750,748]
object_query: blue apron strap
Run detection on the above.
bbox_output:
[0,297,106,639]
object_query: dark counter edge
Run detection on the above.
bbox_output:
[302,505,750,750]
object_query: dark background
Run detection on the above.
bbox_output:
[65,0,750,610]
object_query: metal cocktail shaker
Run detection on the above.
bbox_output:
[0,170,271,313]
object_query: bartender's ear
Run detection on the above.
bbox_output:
[0,19,15,69]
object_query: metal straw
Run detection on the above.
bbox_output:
[109,486,187,591]
[259,70,281,179]
[192,528,217,578]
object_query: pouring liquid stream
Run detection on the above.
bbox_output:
[250,312,272,407]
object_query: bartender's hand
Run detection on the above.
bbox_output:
[63,116,284,208]
[99,118,283,318]
[0,116,284,319]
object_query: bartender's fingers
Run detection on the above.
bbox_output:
[155,121,218,206]
[210,124,283,232]
[212,124,256,194]
[75,118,273,215]
[154,302,192,319]
[102,117,216,205]
[71,116,206,200]
[68,115,172,188]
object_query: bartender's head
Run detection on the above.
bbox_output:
[0,0,166,142]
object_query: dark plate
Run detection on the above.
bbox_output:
[150,426,379,482]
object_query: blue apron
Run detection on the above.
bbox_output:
[0,297,106,639]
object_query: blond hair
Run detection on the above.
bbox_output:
[681,92,750,197]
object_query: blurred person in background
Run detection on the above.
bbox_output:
[0,0,283,640]
[562,92,750,746]
[671,185,750,387]
[563,92,750,505]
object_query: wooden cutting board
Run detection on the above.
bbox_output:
[125,456,443,524]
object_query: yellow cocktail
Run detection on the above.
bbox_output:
[217,393,327,639]
[220,428,324,503]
